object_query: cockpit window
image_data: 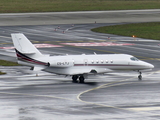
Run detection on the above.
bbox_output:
[130,57,139,61]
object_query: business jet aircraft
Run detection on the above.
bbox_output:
[11,33,154,83]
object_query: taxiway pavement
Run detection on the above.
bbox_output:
[0,10,160,120]
[0,9,160,26]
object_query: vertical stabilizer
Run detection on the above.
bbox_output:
[11,33,42,58]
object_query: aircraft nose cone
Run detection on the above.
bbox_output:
[148,63,154,69]
[142,61,154,69]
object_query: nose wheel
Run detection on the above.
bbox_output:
[138,71,142,80]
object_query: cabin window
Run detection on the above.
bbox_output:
[111,60,113,63]
[106,60,108,63]
[84,59,88,64]
[72,60,75,64]
[96,60,99,63]
[101,60,103,63]
[91,60,94,64]
[130,57,139,61]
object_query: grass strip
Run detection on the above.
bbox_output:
[0,71,6,75]
[0,60,19,66]
[0,0,159,13]
[91,22,160,40]
[0,60,20,75]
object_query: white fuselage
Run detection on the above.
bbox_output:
[18,54,154,75]
[11,33,154,82]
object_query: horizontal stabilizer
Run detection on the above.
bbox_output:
[21,51,36,54]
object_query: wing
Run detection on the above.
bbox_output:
[69,67,113,75]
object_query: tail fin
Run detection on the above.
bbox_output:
[11,33,42,58]
[11,33,49,67]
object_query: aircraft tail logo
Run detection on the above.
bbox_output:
[11,33,49,66]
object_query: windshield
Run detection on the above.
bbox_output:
[130,57,139,61]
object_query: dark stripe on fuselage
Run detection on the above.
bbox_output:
[74,64,139,67]
[15,49,49,66]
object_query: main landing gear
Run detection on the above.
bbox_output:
[138,71,142,80]
[72,75,85,83]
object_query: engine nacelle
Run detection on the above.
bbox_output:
[48,60,74,67]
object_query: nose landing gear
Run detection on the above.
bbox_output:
[138,71,142,80]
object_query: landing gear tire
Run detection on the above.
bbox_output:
[79,76,85,83]
[138,75,142,80]
[72,75,78,83]
[138,71,142,80]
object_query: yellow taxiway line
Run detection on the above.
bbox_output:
[77,71,157,111]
